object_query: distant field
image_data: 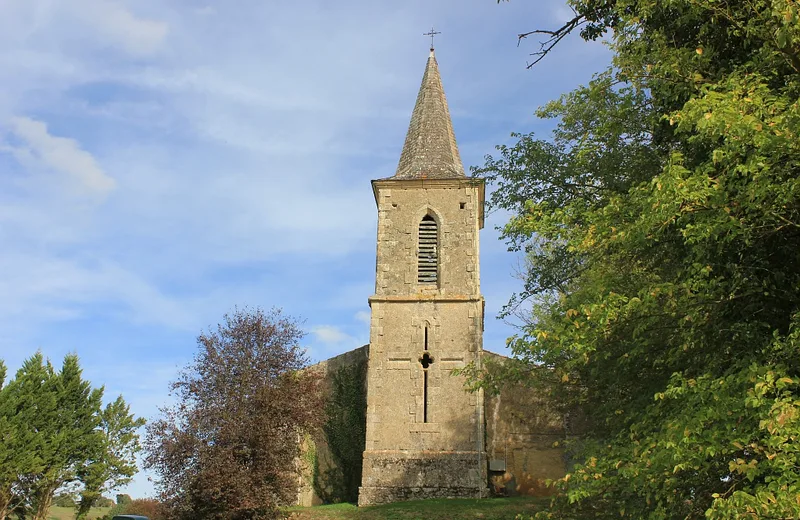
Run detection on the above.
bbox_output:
[286,496,550,520]
[48,506,111,520]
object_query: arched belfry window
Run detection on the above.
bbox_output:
[418,214,438,284]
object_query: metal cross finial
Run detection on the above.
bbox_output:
[423,26,441,49]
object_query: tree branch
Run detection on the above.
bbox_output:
[518,13,588,69]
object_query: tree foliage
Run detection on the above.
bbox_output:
[76,397,145,520]
[480,0,800,518]
[0,354,143,520]
[144,307,325,520]
[101,498,165,520]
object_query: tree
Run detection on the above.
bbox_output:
[31,355,104,520]
[0,354,143,520]
[145,307,325,520]
[15,354,105,520]
[75,397,146,520]
[478,0,800,518]
[95,496,115,508]
[0,354,64,520]
[0,359,35,520]
[119,498,166,520]
[101,497,164,520]
[52,493,77,508]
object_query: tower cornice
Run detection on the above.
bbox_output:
[371,177,485,229]
[368,294,484,304]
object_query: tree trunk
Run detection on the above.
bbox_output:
[32,485,55,520]
[0,485,17,520]
[0,495,10,520]
[74,491,99,520]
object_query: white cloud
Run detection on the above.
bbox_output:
[6,116,116,196]
[311,325,353,345]
[355,310,371,325]
[308,324,367,362]
[0,252,197,333]
[75,0,168,56]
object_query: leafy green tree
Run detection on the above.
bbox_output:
[100,494,134,520]
[479,0,800,518]
[0,354,56,520]
[0,355,143,520]
[94,497,115,508]
[26,355,103,520]
[0,359,30,520]
[52,493,77,508]
[145,307,325,520]
[75,397,145,520]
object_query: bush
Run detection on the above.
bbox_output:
[102,502,127,520]
[95,496,115,508]
[52,493,76,508]
[100,498,165,520]
[123,499,165,520]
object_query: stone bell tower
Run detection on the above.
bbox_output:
[358,48,488,505]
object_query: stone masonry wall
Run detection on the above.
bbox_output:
[296,346,571,506]
[359,178,488,505]
[371,179,482,297]
[297,346,368,507]
[483,351,568,497]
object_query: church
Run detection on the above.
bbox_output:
[296,47,570,507]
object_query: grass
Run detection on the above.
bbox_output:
[48,506,111,520]
[286,496,550,520]
[47,497,549,520]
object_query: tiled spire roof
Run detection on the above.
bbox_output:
[393,49,465,179]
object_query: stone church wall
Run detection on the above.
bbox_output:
[483,351,568,497]
[296,347,571,506]
[296,346,368,507]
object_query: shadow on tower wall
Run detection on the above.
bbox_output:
[482,351,574,498]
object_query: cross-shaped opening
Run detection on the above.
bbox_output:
[419,352,434,369]
[419,353,434,422]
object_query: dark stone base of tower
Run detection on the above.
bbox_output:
[358,451,489,505]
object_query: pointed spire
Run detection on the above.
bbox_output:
[393,49,465,179]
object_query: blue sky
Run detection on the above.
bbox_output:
[0,0,610,498]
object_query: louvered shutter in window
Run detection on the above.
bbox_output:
[418,215,438,284]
